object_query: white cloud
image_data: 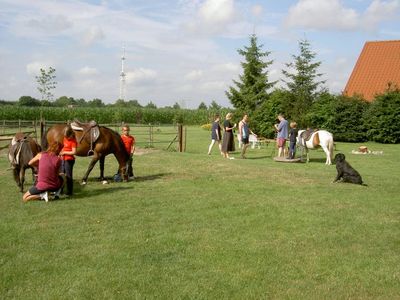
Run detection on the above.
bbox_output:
[77,79,97,89]
[200,80,226,91]
[211,63,240,73]
[26,14,73,34]
[251,4,264,18]
[285,0,359,30]
[26,61,52,76]
[78,66,99,76]
[198,0,235,24]
[285,0,400,32]
[363,0,400,30]
[126,68,158,84]
[80,26,105,46]
[184,0,239,36]
[185,69,204,81]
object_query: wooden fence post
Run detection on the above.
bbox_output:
[40,119,45,141]
[178,124,183,152]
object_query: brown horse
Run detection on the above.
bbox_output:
[43,123,129,184]
[8,133,41,192]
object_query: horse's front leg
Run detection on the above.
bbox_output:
[12,166,23,191]
[19,167,25,193]
[99,156,105,181]
[81,155,100,185]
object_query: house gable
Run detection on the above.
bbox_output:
[343,40,400,101]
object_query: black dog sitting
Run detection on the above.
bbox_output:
[333,153,365,185]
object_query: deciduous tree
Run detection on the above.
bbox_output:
[35,67,57,101]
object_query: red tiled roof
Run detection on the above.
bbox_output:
[343,40,400,101]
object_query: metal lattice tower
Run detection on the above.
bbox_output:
[119,46,126,101]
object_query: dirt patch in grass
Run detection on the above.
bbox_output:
[134,147,160,156]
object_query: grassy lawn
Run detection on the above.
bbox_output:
[0,126,399,299]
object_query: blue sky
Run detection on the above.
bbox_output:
[0,0,399,108]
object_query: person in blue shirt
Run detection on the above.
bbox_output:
[274,114,289,157]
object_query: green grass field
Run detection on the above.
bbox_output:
[1,126,399,299]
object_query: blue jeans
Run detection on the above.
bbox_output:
[289,142,296,159]
[62,160,75,195]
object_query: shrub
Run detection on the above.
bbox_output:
[364,91,400,143]
[327,95,369,142]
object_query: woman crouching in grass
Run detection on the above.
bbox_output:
[23,141,64,203]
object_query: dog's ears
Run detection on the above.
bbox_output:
[334,153,345,161]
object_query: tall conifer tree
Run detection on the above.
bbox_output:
[226,34,276,113]
[282,39,326,125]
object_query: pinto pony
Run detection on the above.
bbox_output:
[8,133,41,192]
[297,129,334,165]
[43,124,130,184]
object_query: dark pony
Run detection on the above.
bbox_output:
[8,133,41,192]
[42,124,130,184]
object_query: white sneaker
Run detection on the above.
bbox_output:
[229,157,235,160]
[40,192,49,202]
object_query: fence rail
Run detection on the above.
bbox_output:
[0,120,186,152]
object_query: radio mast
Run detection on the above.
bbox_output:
[119,46,126,101]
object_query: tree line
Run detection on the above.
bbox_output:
[225,34,400,144]
[2,95,225,111]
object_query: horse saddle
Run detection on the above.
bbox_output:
[9,135,28,165]
[300,129,315,142]
[70,120,100,144]
[300,130,320,148]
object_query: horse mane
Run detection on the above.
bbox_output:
[101,126,130,159]
[41,127,50,150]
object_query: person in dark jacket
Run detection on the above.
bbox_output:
[288,121,298,159]
[208,114,222,155]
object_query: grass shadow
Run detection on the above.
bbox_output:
[247,156,271,160]
[53,186,133,201]
[133,173,171,182]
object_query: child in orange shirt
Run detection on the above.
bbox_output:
[60,126,77,196]
[121,125,135,178]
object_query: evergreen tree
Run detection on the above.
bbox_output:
[208,100,221,111]
[226,34,276,113]
[282,39,326,126]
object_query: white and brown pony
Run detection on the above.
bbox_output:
[297,130,334,165]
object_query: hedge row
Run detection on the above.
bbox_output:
[0,106,229,125]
